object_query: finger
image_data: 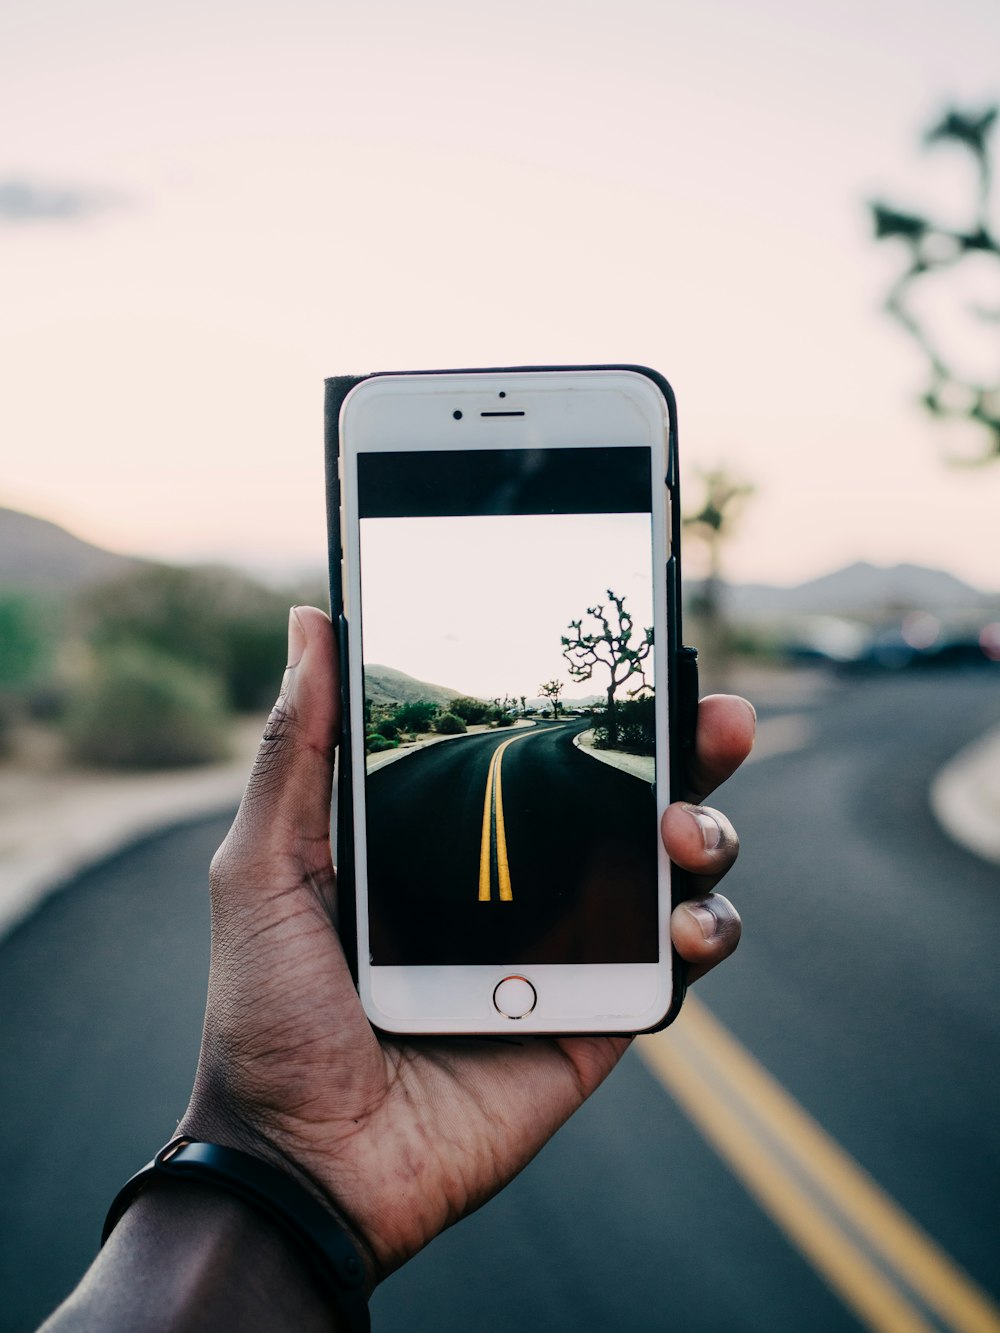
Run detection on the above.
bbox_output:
[226,606,339,868]
[683,694,756,803]
[670,892,741,984]
[664,801,742,985]
[661,800,739,899]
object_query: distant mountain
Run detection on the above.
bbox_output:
[0,506,144,592]
[364,665,607,713]
[364,665,469,708]
[689,561,996,620]
[5,503,993,630]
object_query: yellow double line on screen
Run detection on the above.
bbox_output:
[640,997,1000,1333]
[478,732,531,903]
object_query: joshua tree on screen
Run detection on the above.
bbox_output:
[871,104,1000,462]
[538,679,563,718]
[492,694,518,725]
[562,591,652,747]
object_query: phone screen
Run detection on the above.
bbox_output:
[357,445,658,967]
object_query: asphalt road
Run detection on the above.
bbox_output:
[1,668,998,1332]
[366,722,657,965]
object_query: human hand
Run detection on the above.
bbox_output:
[179,606,754,1287]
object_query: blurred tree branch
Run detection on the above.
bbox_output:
[871,104,1000,462]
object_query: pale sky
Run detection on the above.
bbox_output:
[2,0,999,590]
[360,513,653,699]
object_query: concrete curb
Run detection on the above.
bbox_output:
[573,729,654,782]
[929,725,1000,866]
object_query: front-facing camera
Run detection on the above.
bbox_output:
[453,410,463,420]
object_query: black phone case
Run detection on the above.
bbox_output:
[324,364,700,1033]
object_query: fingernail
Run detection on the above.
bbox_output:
[687,804,723,850]
[287,607,307,669]
[279,607,307,698]
[742,697,758,736]
[686,902,718,941]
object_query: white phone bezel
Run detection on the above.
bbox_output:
[339,370,673,1034]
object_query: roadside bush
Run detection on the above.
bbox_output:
[392,700,438,733]
[0,701,13,757]
[435,712,467,734]
[493,716,514,728]
[448,696,492,725]
[0,593,57,755]
[0,594,53,691]
[375,718,399,739]
[591,696,655,754]
[79,564,290,712]
[366,733,398,754]
[65,644,231,768]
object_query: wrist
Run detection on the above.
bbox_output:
[109,1136,375,1316]
[47,1177,346,1333]
[176,1104,379,1291]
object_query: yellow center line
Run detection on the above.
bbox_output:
[494,742,513,902]
[638,997,1000,1333]
[477,731,533,903]
[478,745,502,902]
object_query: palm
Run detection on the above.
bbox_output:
[193,832,627,1278]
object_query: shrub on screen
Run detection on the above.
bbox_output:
[435,712,467,734]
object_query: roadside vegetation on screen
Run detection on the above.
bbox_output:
[362,589,658,758]
[363,691,525,755]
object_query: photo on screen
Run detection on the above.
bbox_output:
[357,448,659,966]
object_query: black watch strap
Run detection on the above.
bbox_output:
[102,1138,371,1333]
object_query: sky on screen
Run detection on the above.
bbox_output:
[360,512,653,699]
[2,0,999,588]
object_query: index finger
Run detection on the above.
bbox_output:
[682,694,756,803]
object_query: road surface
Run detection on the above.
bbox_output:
[1,669,998,1332]
[365,721,657,965]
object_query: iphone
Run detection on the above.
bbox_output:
[326,366,696,1034]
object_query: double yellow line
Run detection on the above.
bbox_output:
[478,733,529,903]
[639,997,1000,1332]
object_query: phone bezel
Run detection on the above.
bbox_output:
[339,369,674,1035]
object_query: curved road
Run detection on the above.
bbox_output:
[366,721,656,965]
[1,670,998,1332]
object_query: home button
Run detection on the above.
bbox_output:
[493,976,537,1019]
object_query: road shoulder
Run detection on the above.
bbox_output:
[0,718,262,942]
[930,723,1000,866]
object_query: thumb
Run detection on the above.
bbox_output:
[228,605,340,865]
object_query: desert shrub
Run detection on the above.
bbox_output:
[375,718,400,739]
[435,712,467,734]
[448,696,492,725]
[0,593,58,753]
[0,594,53,691]
[392,700,438,732]
[0,699,14,757]
[65,644,231,768]
[79,564,289,712]
[493,715,514,728]
[591,696,655,753]
[366,733,398,754]
[222,615,290,711]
